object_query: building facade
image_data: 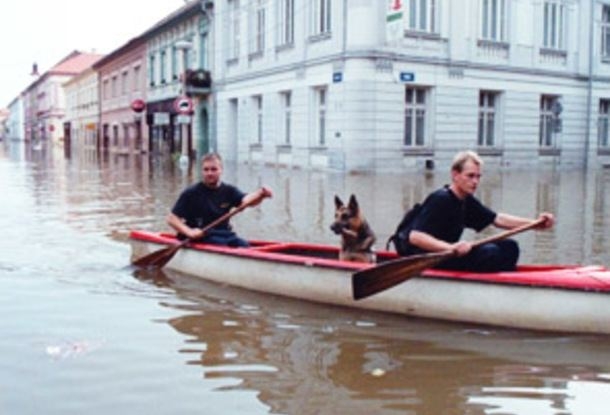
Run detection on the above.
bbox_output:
[6,95,24,141]
[211,0,610,171]
[94,38,148,155]
[143,0,213,160]
[64,67,100,152]
[22,51,103,146]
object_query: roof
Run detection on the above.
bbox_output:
[50,51,104,75]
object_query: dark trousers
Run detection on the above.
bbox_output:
[436,239,520,272]
[200,229,249,248]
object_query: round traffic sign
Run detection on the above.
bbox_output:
[174,96,194,114]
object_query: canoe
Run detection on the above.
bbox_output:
[129,230,610,334]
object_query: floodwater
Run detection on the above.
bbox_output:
[1,141,610,415]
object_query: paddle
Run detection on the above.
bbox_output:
[132,196,261,268]
[352,217,546,300]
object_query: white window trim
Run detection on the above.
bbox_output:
[313,87,327,146]
[311,0,331,36]
[478,91,498,147]
[277,0,295,47]
[481,0,507,42]
[542,1,565,50]
[404,86,428,147]
[404,0,438,34]
[599,99,610,148]
[602,5,610,61]
[228,0,241,61]
[249,0,265,56]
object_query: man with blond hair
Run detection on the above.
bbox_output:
[394,150,554,272]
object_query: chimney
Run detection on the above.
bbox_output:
[30,63,39,76]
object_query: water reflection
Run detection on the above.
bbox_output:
[143,269,610,415]
[3,140,610,414]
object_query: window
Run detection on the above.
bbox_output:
[160,49,167,83]
[121,71,128,95]
[133,66,141,92]
[103,79,109,100]
[405,0,437,33]
[249,0,265,55]
[228,0,241,61]
[254,95,263,144]
[481,0,506,42]
[277,0,295,46]
[539,95,560,148]
[312,0,331,36]
[602,6,610,60]
[404,86,427,147]
[149,54,156,86]
[111,76,118,98]
[315,87,327,146]
[599,99,610,148]
[281,91,292,144]
[478,91,498,147]
[172,47,179,79]
[542,1,565,50]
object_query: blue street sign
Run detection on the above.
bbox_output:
[399,72,415,82]
[333,72,343,83]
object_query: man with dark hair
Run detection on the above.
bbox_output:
[167,153,272,247]
[395,150,554,272]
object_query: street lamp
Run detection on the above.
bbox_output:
[174,40,193,166]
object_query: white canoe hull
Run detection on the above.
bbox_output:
[131,237,610,334]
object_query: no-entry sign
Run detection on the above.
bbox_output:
[174,96,194,114]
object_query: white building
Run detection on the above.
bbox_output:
[64,67,100,152]
[6,95,24,141]
[211,0,610,171]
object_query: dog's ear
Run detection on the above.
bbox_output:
[334,195,344,209]
[348,194,359,213]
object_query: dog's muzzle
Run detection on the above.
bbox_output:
[330,222,346,235]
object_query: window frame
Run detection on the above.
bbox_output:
[404,86,428,147]
[599,99,610,148]
[542,0,565,50]
[277,0,295,47]
[311,0,331,36]
[478,91,498,147]
[481,0,507,42]
[404,0,438,34]
[602,5,610,61]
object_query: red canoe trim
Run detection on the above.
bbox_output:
[129,230,610,292]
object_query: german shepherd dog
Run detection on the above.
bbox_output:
[330,194,376,263]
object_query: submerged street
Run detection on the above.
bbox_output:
[1,141,610,415]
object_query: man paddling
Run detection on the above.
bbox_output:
[393,150,554,272]
[167,152,272,247]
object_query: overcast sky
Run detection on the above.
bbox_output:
[0,0,187,107]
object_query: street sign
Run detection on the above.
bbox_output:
[332,72,343,83]
[399,72,415,82]
[174,96,194,114]
[176,115,192,124]
[153,112,170,125]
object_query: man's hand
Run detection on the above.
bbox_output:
[451,241,472,257]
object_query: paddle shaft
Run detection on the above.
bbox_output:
[352,217,547,300]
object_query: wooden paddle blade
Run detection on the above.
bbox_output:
[132,242,184,268]
[352,251,453,300]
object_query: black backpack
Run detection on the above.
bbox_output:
[386,203,422,254]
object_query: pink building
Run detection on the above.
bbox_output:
[22,51,103,144]
[94,37,148,154]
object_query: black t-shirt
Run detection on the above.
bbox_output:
[404,186,496,254]
[171,182,245,230]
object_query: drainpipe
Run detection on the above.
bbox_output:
[584,0,595,169]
